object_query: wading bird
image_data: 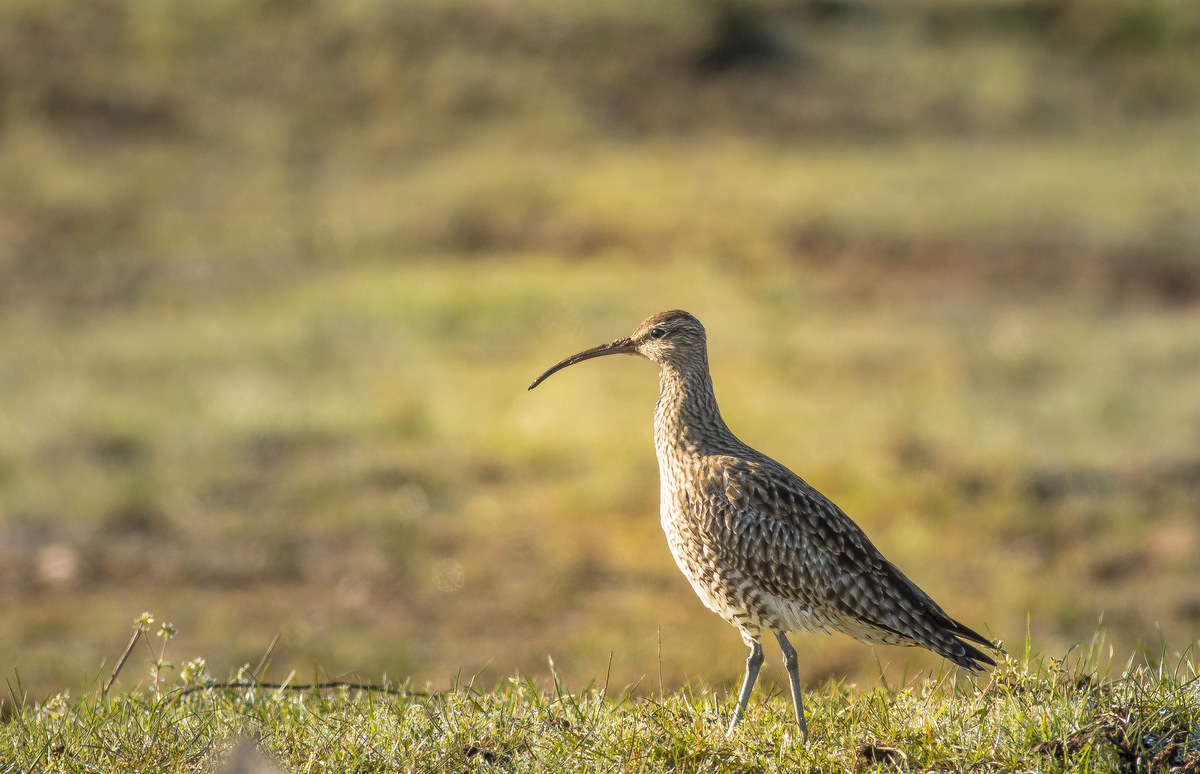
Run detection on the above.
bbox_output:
[528,310,996,738]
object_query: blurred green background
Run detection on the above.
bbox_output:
[2,0,1199,701]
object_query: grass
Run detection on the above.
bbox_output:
[2,0,1200,746]
[4,616,1199,772]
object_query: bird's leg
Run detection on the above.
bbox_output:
[774,632,808,739]
[726,639,764,737]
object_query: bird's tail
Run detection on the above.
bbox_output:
[935,618,998,672]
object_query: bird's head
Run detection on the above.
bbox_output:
[528,310,707,390]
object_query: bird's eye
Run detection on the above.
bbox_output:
[649,327,667,340]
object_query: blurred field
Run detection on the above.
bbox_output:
[2,0,1199,702]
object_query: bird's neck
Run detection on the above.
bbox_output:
[653,358,739,461]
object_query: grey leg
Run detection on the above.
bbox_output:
[774,632,808,739]
[726,640,764,737]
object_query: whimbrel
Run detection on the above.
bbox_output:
[528,310,996,738]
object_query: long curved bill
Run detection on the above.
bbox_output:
[527,337,637,390]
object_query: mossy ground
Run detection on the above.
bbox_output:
[5,621,1199,773]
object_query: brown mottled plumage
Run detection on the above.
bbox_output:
[528,310,997,738]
